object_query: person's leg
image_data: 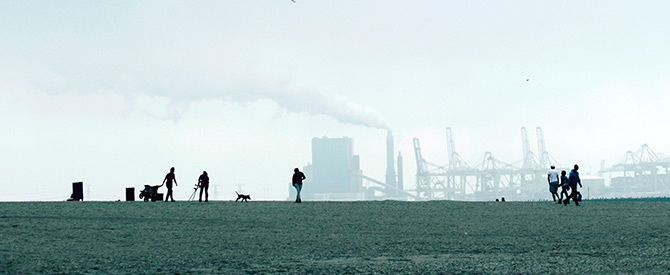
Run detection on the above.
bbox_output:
[204,185,209,202]
[559,189,566,203]
[295,183,302,202]
[199,187,203,202]
[565,185,577,205]
[165,188,171,201]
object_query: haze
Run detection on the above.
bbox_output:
[1,1,669,201]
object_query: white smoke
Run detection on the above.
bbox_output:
[267,88,390,130]
[130,83,390,130]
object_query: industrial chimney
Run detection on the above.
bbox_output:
[385,130,397,188]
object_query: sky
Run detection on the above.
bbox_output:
[1,1,670,201]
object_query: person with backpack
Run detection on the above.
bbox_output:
[564,164,583,206]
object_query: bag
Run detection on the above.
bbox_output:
[576,192,582,202]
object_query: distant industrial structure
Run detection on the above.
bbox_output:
[601,144,670,197]
[291,131,414,200]
[412,127,559,201]
[292,127,670,201]
[298,136,362,200]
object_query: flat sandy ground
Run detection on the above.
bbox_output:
[1,200,669,274]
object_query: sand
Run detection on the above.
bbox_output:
[1,200,669,274]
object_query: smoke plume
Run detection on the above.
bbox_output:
[267,88,390,130]
[141,83,390,130]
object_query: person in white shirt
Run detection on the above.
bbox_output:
[547,165,560,202]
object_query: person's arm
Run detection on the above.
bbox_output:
[161,176,167,187]
[302,173,306,181]
[578,176,582,188]
[548,174,550,183]
[174,176,178,186]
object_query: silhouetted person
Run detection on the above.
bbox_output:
[163,167,178,202]
[548,165,560,202]
[495,198,499,202]
[564,164,582,206]
[501,197,506,202]
[198,171,209,202]
[558,170,570,204]
[292,168,306,203]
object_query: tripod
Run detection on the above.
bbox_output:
[188,184,200,202]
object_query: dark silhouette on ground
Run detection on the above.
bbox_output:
[548,166,560,202]
[558,170,570,204]
[139,185,163,202]
[292,168,306,203]
[564,164,583,206]
[163,167,178,202]
[126,187,135,201]
[235,191,250,202]
[501,197,506,202]
[199,171,209,202]
[70,182,84,201]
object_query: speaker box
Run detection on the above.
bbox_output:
[126,187,135,201]
[72,182,84,201]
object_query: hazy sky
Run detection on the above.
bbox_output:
[2,1,669,201]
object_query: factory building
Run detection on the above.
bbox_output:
[289,136,364,200]
[289,132,408,201]
[310,136,362,196]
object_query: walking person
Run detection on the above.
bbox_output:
[292,168,306,203]
[548,165,560,202]
[198,171,209,202]
[163,167,178,202]
[558,170,570,204]
[564,164,583,206]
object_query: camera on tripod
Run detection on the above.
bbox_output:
[188,183,201,201]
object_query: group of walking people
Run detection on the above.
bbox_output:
[547,164,583,206]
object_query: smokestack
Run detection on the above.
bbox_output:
[397,152,403,191]
[385,130,397,189]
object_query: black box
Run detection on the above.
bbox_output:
[72,182,84,201]
[126,188,135,201]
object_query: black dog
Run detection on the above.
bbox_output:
[235,191,250,202]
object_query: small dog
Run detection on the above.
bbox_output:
[235,191,251,202]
